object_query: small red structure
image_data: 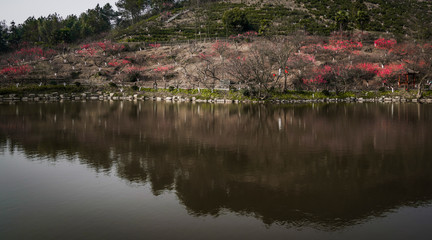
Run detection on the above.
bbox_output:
[398,69,418,88]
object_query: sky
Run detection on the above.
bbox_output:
[0,0,119,25]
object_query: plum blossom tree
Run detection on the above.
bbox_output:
[267,36,300,91]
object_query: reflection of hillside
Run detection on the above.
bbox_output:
[1,101,432,229]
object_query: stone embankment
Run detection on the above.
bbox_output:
[1,92,432,103]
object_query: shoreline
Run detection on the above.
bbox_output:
[2,91,432,104]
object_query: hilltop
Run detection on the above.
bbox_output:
[113,0,432,42]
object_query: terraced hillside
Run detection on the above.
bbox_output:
[113,0,432,42]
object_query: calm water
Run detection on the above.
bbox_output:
[1,101,432,240]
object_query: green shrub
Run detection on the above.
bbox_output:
[222,8,250,32]
[321,89,330,96]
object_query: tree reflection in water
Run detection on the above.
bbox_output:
[1,101,431,229]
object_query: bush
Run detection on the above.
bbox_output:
[241,88,251,97]
[321,89,331,96]
[131,85,139,91]
[222,8,250,32]
[241,87,258,97]
[109,82,118,88]
[127,72,141,82]
[74,82,81,87]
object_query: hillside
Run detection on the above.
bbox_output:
[2,32,431,96]
[114,0,432,42]
[1,0,432,98]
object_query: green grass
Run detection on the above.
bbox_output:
[2,84,428,102]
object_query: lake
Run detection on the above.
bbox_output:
[1,101,432,240]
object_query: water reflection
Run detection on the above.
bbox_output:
[1,101,432,229]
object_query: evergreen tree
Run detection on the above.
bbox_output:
[38,14,62,45]
[355,10,370,32]
[21,17,40,43]
[7,21,22,49]
[0,21,8,52]
[335,10,350,31]
[63,15,81,42]
[116,0,149,24]
[222,8,249,33]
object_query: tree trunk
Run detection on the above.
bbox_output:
[417,76,429,99]
[417,82,423,99]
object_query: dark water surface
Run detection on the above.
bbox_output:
[1,101,432,239]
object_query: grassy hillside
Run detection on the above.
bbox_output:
[113,0,432,42]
